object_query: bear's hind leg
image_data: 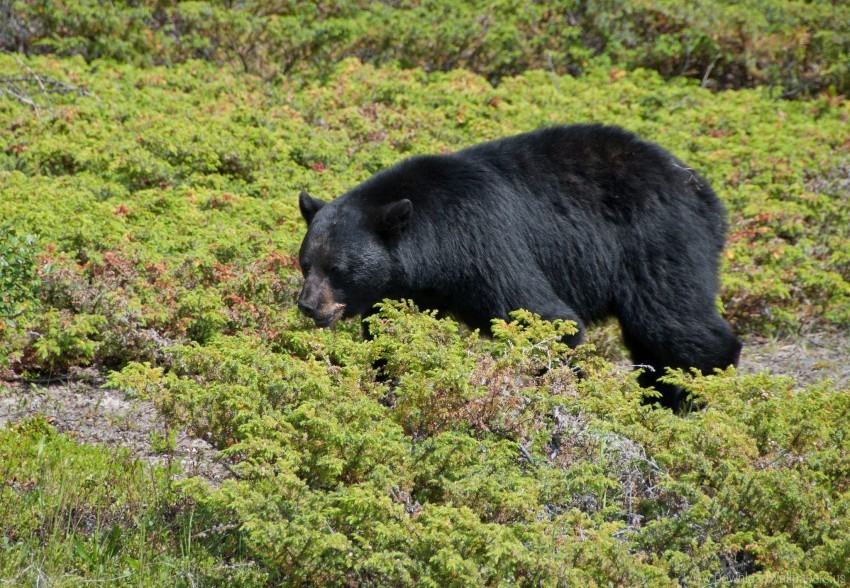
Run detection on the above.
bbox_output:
[620,311,741,410]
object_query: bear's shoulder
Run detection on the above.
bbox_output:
[342,153,489,210]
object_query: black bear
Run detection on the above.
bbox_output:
[296,124,741,409]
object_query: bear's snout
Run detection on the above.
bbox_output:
[297,276,345,327]
[296,298,318,318]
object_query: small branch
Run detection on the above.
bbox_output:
[193,522,240,539]
[679,38,692,76]
[0,50,99,116]
[776,83,811,100]
[9,51,47,98]
[213,454,245,480]
[0,84,42,117]
[518,442,536,467]
[1,373,102,386]
[701,54,721,88]
[547,53,561,94]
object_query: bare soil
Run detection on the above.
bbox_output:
[738,330,850,390]
[0,373,232,485]
[1,331,847,485]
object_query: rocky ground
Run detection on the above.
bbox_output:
[1,331,848,485]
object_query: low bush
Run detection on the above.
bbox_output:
[2,0,848,96]
[1,54,848,373]
[101,302,850,585]
[1,19,849,583]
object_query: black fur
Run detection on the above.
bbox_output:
[297,124,741,409]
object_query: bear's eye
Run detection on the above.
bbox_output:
[329,261,346,275]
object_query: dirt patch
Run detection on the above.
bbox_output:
[588,323,850,390]
[1,331,847,485]
[0,376,232,485]
[738,330,850,390]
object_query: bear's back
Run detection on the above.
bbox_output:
[455,124,721,226]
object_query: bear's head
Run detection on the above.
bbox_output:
[297,191,412,327]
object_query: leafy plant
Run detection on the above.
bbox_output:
[1,7,849,583]
[0,225,39,322]
[103,303,850,584]
[2,0,848,95]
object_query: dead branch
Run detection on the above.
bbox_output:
[0,50,99,116]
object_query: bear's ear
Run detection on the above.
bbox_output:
[299,191,325,225]
[375,199,413,235]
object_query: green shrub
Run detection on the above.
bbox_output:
[109,303,669,584]
[0,225,39,322]
[2,0,848,95]
[2,53,848,375]
[0,225,40,373]
[104,302,850,584]
[1,24,849,584]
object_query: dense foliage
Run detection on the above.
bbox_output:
[2,0,849,96]
[1,3,850,585]
[4,306,850,584]
[1,55,848,375]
